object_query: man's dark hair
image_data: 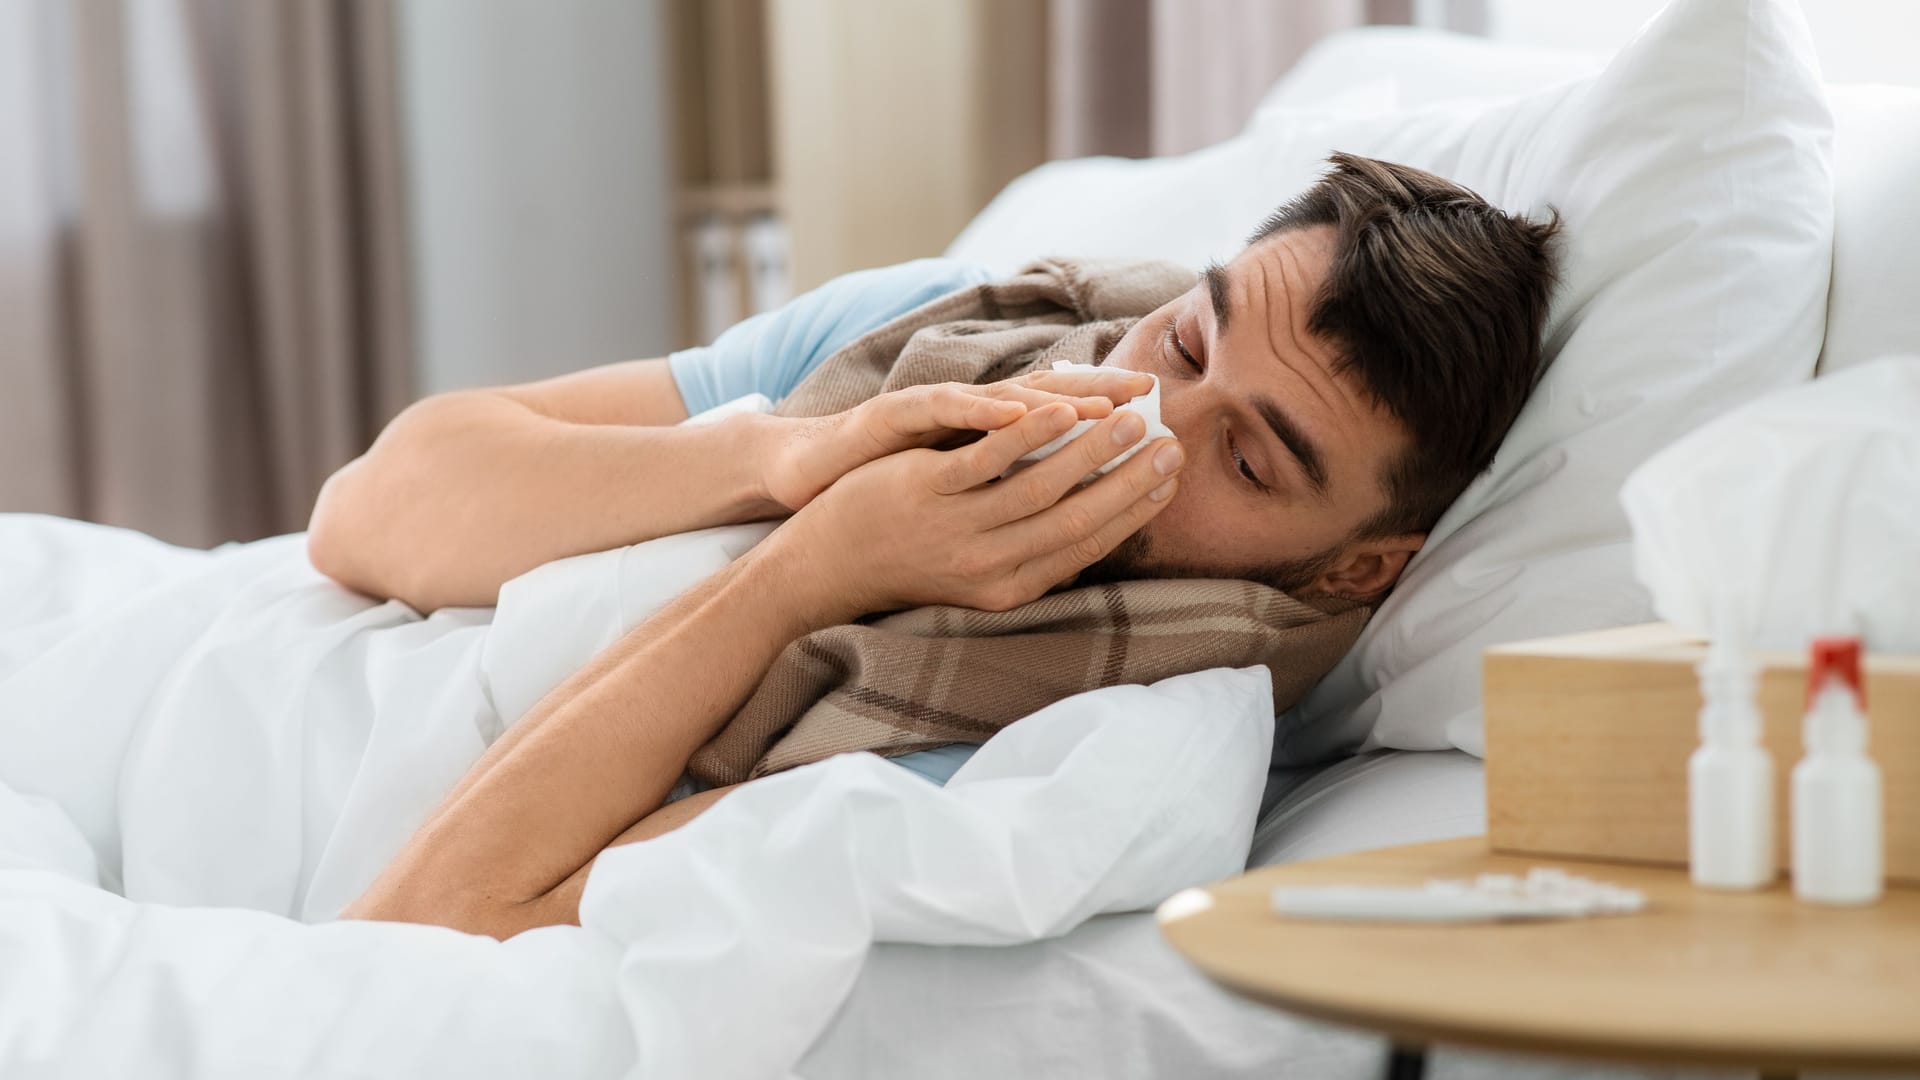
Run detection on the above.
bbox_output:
[1249,152,1560,539]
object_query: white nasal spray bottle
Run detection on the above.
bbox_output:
[1689,619,1776,890]
[1791,636,1883,905]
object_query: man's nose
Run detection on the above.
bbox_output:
[1154,375,1218,445]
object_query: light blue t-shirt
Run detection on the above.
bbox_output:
[669,257,994,417]
[670,258,993,788]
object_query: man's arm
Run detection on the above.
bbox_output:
[343,400,1185,939]
[341,537,848,939]
[308,358,1146,614]
[307,358,783,613]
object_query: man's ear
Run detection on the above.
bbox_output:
[1308,533,1424,602]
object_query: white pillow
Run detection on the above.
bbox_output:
[1256,25,1602,114]
[944,133,1280,278]
[1819,85,1920,375]
[1256,37,1920,385]
[950,0,1834,762]
[946,28,1604,277]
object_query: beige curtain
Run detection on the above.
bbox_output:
[0,0,412,548]
[1048,0,1413,160]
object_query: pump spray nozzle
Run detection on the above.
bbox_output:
[1688,586,1776,890]
[1792,634,1882,905]
[1697,593,1760,744]
[1803,637,1868,755]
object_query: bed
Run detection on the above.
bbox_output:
[805,751,1814,1079]
[800,6,1920,1077]
[5,2,1917,1077]
[802,751,1505,1080]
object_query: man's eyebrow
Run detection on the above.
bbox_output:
[1254,397,1330,497]
[1203,261,1231,333]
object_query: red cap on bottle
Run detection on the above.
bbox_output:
[1806,636,1865,709]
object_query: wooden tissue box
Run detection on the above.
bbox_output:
[1483,623,1920,884]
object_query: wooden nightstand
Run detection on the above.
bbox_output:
[1158,838,1920,1079]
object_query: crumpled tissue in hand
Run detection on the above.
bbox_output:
[1005,360,1176,481]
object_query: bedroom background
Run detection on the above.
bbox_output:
[1,0,1914,550]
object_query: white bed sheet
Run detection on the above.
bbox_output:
[2,522,1873,1080]
[797,751,1475,1079]
[798,752,1771,1080]
[0,513,1274,1079]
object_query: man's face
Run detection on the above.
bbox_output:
[1086,226,1424,600]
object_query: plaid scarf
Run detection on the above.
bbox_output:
[686,258,1370,786]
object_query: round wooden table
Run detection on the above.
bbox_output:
[1157,838,1920,1079]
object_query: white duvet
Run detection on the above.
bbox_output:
[0,513,1272,1079]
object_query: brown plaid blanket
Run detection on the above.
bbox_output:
[686,258,1371,786]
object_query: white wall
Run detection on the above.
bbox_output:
[1484,0,1920,86]
[398,0,676,396]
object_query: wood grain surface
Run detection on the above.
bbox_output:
[1158,838,1920,1074]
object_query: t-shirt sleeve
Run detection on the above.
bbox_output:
[667,258,993,417]
[887,743,981,786]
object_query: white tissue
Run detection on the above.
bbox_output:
[1007,361,1175,481]
[1620,357,1920,652]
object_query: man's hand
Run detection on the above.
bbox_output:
[765,401,1184,623]
[761,368,1156,512]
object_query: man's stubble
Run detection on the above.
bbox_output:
[1074,524,1342,597]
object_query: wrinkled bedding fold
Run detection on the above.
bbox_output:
[0,513,1269,1078]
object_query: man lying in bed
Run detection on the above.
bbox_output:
[315,154,1558,938]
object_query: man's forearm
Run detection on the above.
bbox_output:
[309,393,790,611]
[345,536,851,937]
[342,396,1176,939]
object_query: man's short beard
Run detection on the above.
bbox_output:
[1074,524,1344,597]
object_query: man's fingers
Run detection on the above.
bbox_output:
[1004,438,1183,587]
[1019,367,1154,406]
[933,387,1027,434]
[998,434,1182,558]
[871,385,1022,443]
[1015,482,1176,593]
[928,404,1079,495]
[874,384,1113,447]
[980,381,1116,419]
[989,408,1164,522]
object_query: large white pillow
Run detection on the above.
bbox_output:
[1258,33,1920,384]
[1256,26,1602,114]
[1819,85,1920,375]
[949,0,1834,761]
[944,132,1280,279]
